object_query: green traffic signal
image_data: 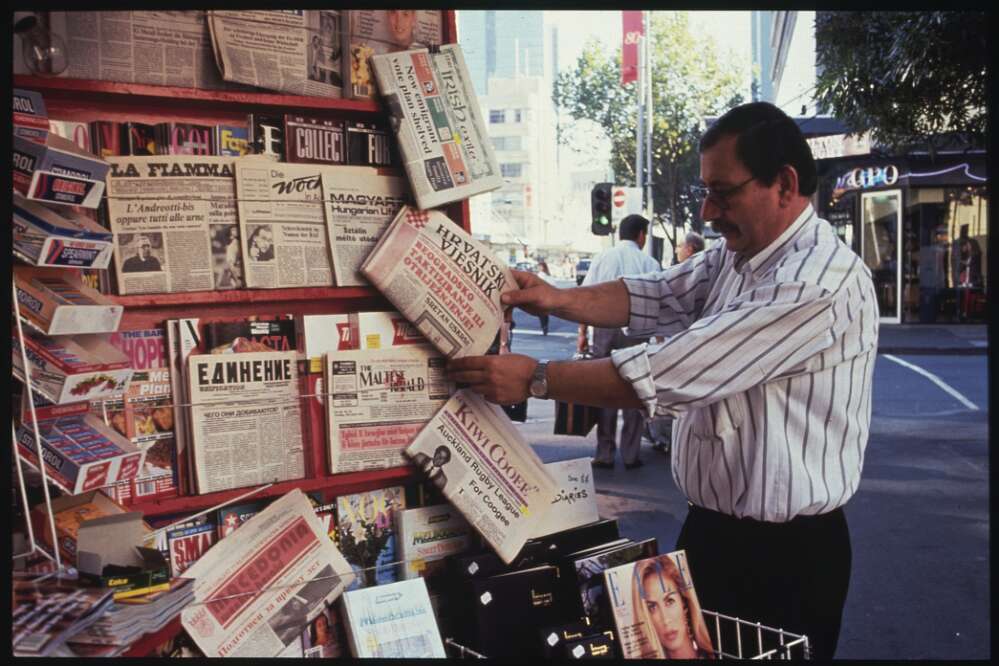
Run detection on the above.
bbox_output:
[591,182,613,235]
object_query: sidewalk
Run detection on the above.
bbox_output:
[877,324,988,355]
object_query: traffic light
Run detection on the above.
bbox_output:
[591,182,612,235]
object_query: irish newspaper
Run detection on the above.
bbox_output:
[320,167,409,287]
[234,160,335,289]
[325,345,453,474]
[187,350,305,494]
[207,10,344,97]
[404,389,557,564]
[361,207,515,358]
[370,43,502,209]
[106,156,238,295]
[181,489,354,658]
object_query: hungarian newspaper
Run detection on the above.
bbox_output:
[370,43,502,209]
[343,10,442,99]
[187,350,305,494]
[404,389,557,564]
[105,156,238,295]
[320,167,409,287]
[181,489,355,658]
[207,10,344,97]
[361,206,515,358]
[234,159,336,289]
[326,345,453,474]
[44,11,244,90]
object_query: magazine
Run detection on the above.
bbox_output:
[395,504,473,584]
[370,43,501,209]
[334,485,406,590]
[403,389,557,564]
[571,538,658,629]
[12,578,115,657]
[325,345,452,473]
[341,577,446,658]
[602,549,714,659]
[180,489,354,658]
[361,206,515,358]
[342,10,443,99]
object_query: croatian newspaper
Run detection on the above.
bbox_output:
[187,350,305,494]
[181,489,354,658]
[326,345,452,474]
[404,389,557,564]
[45,11,241,90]
[360,207,515,358]
[207,10,344,98]
[234,160,339,289]
[105,156,238,296]
[320,167,409,287]
[370,43,502,209]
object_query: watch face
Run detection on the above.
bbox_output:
[530,379,544,397]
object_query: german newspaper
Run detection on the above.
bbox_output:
[370,44,502,209]
[320,167,409,287]
[325,345,452,474]
[105,156,238,295]
[234,160,335,289]
[187,350,304,494]
[404,389,557,564]
[360,207,515,358]
[180,489,354,658]
[207,10,344,97]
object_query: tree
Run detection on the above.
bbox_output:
[553,12,745,253]
[814,11,987,156]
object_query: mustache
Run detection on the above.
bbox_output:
[710,220,736,234]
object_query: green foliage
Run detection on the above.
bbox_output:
[814,11,987,155]
[553,12,745,238]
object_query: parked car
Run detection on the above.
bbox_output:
[515,261,537,272]
[575,258,591,285]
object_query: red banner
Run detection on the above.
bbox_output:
[621,11,643,85]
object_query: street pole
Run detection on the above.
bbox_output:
[634,18,644,213]
[644,11,653,223]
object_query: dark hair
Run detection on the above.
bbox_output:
[699,102,817,196]
[619,214,649,241]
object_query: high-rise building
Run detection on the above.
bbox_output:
[458,10,545,96]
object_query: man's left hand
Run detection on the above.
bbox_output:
[447,354,536,405]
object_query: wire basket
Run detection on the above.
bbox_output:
[443,609,810,660]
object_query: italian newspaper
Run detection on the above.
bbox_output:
[45,11,244,90]
[320,167,409,287]
[105,156,238,296]
[234,160,336,289]
[360,206,515,358]
[403,389,557,564]
[181,489,355,658]
[325,345,453,474]
[207,10,344,98]
[370,43,502,209]
[187,350,305,494]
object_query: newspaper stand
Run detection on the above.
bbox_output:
[443,610,811,660]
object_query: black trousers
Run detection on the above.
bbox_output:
[676,503,851,660]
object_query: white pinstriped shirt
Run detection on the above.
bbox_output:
[609,205,879,522]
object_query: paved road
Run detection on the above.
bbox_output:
[505,299,989,660]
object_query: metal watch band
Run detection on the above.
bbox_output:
[531,360,550,399]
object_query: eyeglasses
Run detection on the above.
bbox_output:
[692,176,756,210]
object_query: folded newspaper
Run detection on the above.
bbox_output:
[361,206,515,358]
[370,43,501,209]
[403,389,557,564]
[181,489,354,658]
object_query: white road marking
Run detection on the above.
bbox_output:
[882,354,979,411]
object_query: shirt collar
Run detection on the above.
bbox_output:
[734,204,816,275]
[620,239,641,251]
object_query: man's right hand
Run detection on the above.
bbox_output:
[501,269,563,317]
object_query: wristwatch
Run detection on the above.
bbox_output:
[529,360,550,399]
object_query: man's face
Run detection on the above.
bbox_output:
[138,242,152,259]
[699,133,784,257]
[255,229,273,253]
[387,10,416,46]
[676,242,691,263]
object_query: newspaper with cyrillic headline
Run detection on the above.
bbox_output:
[181,489,354,658]
[404,389,557,564]
[361,206,515,358]
[325,345,453,474]
[106,156,238,295]
[319,167,409,287]
[187,351,304,494]
[206,10,344,98]
[370,43,502,209]
[234,160,336,289]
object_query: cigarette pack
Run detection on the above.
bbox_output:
[12,330,134,404]
[12,193,114,269]
[13,132,109,208]
[14,265,123,335]
[13,88,49,143]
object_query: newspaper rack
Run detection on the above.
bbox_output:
[443,610,811,660]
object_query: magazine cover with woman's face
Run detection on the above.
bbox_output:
[603,550,715,659]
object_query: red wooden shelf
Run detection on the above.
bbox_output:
[130,466,417,519]
[113,285,377,308]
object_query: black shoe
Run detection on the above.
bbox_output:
[651,442,668,453]
[591,460,614,469]
[624,459,644,470]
